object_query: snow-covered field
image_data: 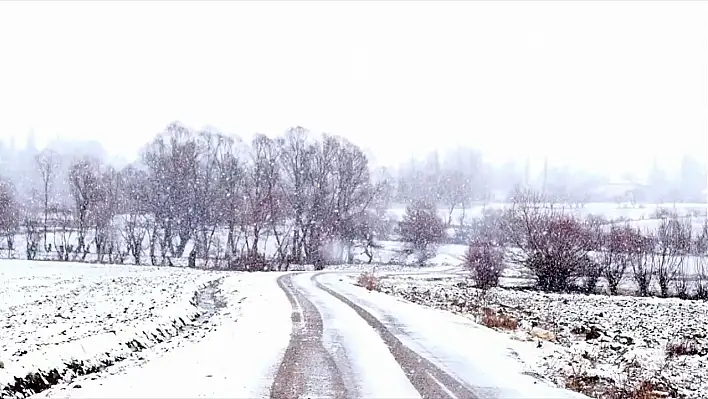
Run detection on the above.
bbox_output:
[32,272,292,399]
[0,261,226,398]
[373,271,708,398]
[31,269,589,399]
[3,200,708,398]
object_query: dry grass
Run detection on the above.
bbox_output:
[480,307,518,330]
[665,338,702,358]
[565,373,663,399]
[630,381,661,399]
[357,271,380,291]
[604,381,663,399]
[564,359,669,399]
[565,374,603,396]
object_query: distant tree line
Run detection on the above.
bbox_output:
[0,123,398,270]
[458,187,708,299]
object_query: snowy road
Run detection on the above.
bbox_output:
[32,270,586,399]
[273,273,479,398]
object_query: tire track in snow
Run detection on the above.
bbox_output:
[312,272,479,399]
[270,274,349,399]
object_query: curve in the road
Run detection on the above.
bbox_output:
[312,272,480,399]
[270,274,349,399]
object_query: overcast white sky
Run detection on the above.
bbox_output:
[0,1,706,174]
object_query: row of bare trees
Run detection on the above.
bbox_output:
[469,188,708,298]
[0,123,388,270]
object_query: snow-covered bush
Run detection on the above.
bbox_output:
[399,201,445,265]
[504,188,599,293]
[464,240,504,290]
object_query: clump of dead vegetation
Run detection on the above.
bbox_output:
[356,270,381,291]
[479,307,518,330]
[564,356,680,399]
[665,338,703,358]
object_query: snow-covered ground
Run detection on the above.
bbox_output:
[373,271,708,398]
[4,261,588,399]
[32,272,292,399]
[4,230,707,399]
[316,272,588,398]
[42,270,587,399]
[0,261,226,398]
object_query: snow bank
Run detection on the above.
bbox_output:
[0,261,226,398]
[32,273,292,399]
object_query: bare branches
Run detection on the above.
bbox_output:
[647,214,692,297]
[503,187,597,292]
[141,122,200,262]
[35,149,59,249]
[0,177,20,258]
[465,238,505,290]
[23,216,40,261]
[599,225,644,295]
[68,156,104,260]
[399,201,445,265]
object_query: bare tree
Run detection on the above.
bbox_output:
[216,140,246,269]
[142,122,200,264]
[649,215,691,297]
[116,166,149,264]
[694,220,708,299]
[239,134,279,270]
[599,224,644,295]
[399,200,445,265]
[674,263,691,299]
[302,135,338,269]
[23,215,40,260]
[0,178,20,258]
[632,231,655,297]
[330,136,378,264]
[262,145,289,270]
[503,187,596,293]
[192,130,231,268]
[52,206,74,261]
[441,170,472,227]
[35,149,59,250]
[278,127,311,264]
[353,211,384,264]
[94,167,119,263]
[69,157,103,260]
[579,217,604,294]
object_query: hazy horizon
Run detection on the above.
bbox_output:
[0,1,706,175]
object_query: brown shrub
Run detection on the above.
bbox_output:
[605,380,662,399]
[464,240,505,290]
[566,374,663,399]
[665,339,702,357]
[480,307,518,330]
[631,381,660,399]
[505,188,600,293]
[356,271,380,291]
